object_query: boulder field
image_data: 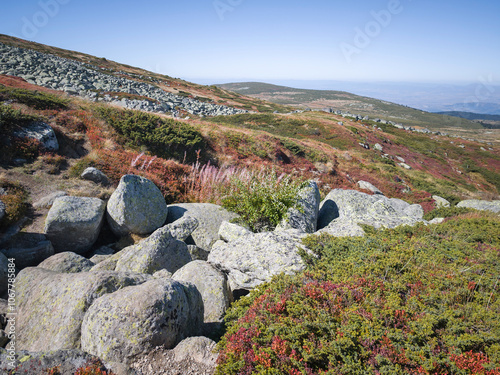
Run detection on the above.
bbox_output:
[1,173,499,374]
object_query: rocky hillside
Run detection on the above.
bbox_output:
[0,35,499,374]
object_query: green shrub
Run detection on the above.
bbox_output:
[0,179,29,228]
[0,86,69,110]
[95,107,208,163]
[423,206,476,221]
[221,171,305,232]
[216,214,500,374]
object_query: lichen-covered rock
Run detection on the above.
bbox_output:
[318,189,425,231]
[166,215,199,242]
[457,199,500,213]
[107,175,168,237]
[187,245,209,261]
[13,267,151,352]
[218,221,251,243]
[173,261,232,334]
[38,252,95,273]
[208,230,307,291]
[276,180,320,233]
[166,203,239,251]
[357,180,383,195]
[44,196,106,254]
[81,167,109,185]
[0,349,106,375]
[433,195,451,208]
[81,278,203,364]
[115,225,192,275]
[13,121,59,151]
[0,200,5,221]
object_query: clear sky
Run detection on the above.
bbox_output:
[1,0,499,85]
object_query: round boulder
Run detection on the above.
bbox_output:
[44,196,106,254]
[107,175,168,237]
[38,252,95,273]
[81,278,203,364]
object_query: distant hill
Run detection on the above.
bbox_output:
[436,111,500,129]
[218,82,485,133]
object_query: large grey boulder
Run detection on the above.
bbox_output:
[457,200,500,213]
[81,167,109,186]
[318,189,425,231]
[114,225,192,275]
[44,196,106,254]
[318,219,366,237]
[167,203,239,251]
[208,230,307,291]
[38,252,95,273]
[81,278,204,364]
[173,261,232,334]
[173,336,218,367]
[107,175,168,237]
[276,180,320,233]
[13,121,59,151]
[13,267,151,352]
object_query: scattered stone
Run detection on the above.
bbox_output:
[81,167,109,185]
[33,191,67,209]
[218,221,252,243]
[457,200,500,213]
[12,267,151,352]
[38,252,95,273]
[81,278,203,364]
[208,230,307,291]
[173,260,232,335]
[107,175,168,237]
[433,195,451,208]
[167,203,239,251]
[398,162,412,170]
[357,180,383,195]
[430,218,445,224]
[276,180,321,233]
[173,336,218,367]
[396,156,406,163]
[373,143,384,152]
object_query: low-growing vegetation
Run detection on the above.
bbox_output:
[0,178,30,228]
[216,213,500,374]
[0,85,69,110]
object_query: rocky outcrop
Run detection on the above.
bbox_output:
[81,278,203,364]
[357,180,383,195]
[44,196,106,254]
[276,180,320,233]
[457,199,500,213]
[167,203,240,251]
[208,230,307,291]
[318,189,426,232]
[13,267,151,352]
[173,261,232,335]
[107,175,168,237]
[38,252,95,273]
[0,42,247,118]
[81,167,109,186]
[12,121,59,151]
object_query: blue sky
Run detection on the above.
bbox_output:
[1,0,499,84]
